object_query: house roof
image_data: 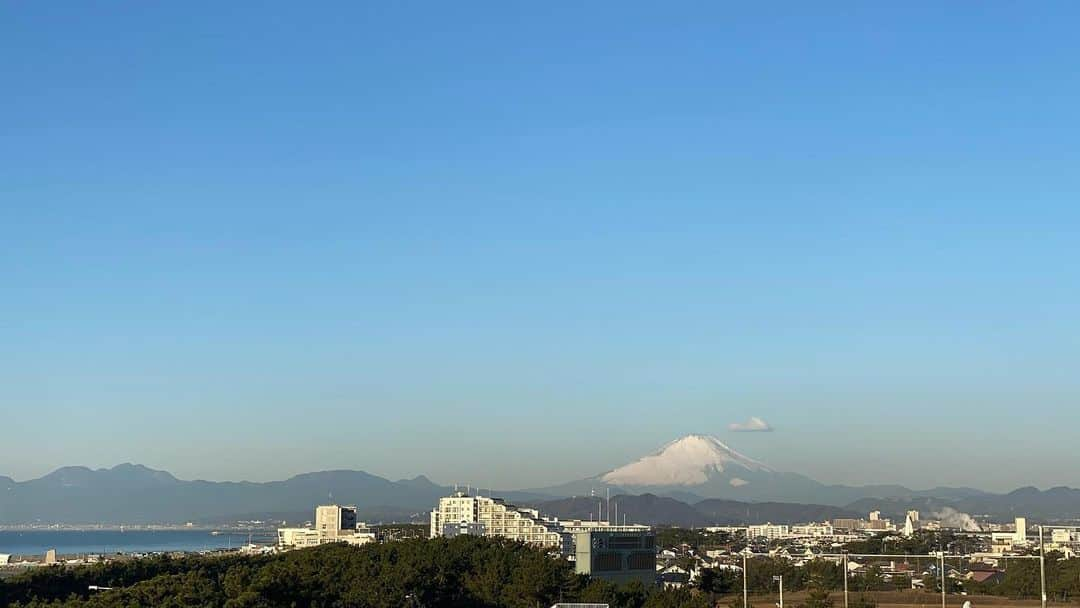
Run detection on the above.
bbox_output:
[969,570,1004,583]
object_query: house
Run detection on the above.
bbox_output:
[659,570,690,589]
[966,564,1005,585]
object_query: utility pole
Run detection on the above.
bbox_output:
[773,575,784,608]
[940,551,946,608]
[1039,525,1047,608]
[843,552,849,608]
[743,552,749,608]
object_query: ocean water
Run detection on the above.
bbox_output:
[0,530,275,558]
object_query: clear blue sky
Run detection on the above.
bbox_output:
[3,2,1078,491]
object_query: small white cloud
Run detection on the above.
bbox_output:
[728,417,773,433]
[729,477,749,487]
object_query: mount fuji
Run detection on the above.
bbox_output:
[600,434,773,487]
[529,434,979,506]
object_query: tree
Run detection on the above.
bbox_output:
[0,537,721,608]
[697,567,739,594]
[856,564,886,592]
[800,575,834,608]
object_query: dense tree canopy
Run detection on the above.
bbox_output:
[0,537,706,608]
[6,536,1080,607]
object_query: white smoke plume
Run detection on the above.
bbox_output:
[933,507,981,531]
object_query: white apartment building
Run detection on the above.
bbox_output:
[277,527,323,549]
[1014,517,1028,543]
[277,504,376,550]
[747,523,790,541]
[703,526,744,534]
[430,492,570,552]
[1052,529,1076,544]
[559,519,651,534]
[790,523,834,538]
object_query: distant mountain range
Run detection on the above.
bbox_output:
[2,435,1078,524]
[526,435,998,506]
[0,464,449,525]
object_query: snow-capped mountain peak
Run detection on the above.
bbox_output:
[600,434,773,486]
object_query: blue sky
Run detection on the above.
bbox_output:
[3,2,1078,491]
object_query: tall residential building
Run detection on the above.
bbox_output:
[429,492,570,553]
[869,511,881,521]
[907,510,920,524]
[747,523,790,541]
[316,504,359,539]
[278,504,375,550]
[1014,517,1028,543]
[831,518,863,531]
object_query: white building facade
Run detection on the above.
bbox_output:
[430,492,570,552]
[277,504,376,550]
[747,524,790,541]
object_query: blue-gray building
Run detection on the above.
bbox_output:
[574,529,656,586]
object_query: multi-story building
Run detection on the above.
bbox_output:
[442,522,487,538]
[991,532,1019,555]
[703,526,745,534]
[830,517,895,533]
[747,523,790,541]
[831,518,863,532]
[1051,529,1075,544]
[316,504,359,539]
[1014,517,1028,543]
[560,520,652,535]
[790,523,834,538]
[867,519,893,531]
[277,504,375,550]
[574,529,656,586]
[277,527,323,549]
[429,492,570,552]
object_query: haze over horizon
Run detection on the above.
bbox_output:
[2,430,1075,496]
[4,2,1079,492]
